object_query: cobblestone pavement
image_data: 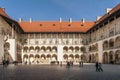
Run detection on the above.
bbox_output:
[0,63,120,80]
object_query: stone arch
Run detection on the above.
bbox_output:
[46,46,52,52]
[75,54,79,59]
[63,54,68,60]
[52,54,57,61]
[52,46,57,52]
[68,54,74,61]
[63,46,68,52]
[23,46,28,53]
[103,52,109,64]
[69,46,74,52]
[35,54,40,64]
[35,54,40,58]
[115,36,120,48]
[41,46,46,52]
[81,54,86,62]
[29,54,34,63]
[109,51,114,63]
[91,54,95,62]
[23,54,28,63]
[95,43,98,51]
[95,53,99,62]
[109,38,114,48]
[41,54,46,59]
[29,46,34,51]
[103,40,109,50]
[115,50,120,64]
[81,46,86,53]
[47,54,51,58]
[75,46,79,52]
[35,46,40,53]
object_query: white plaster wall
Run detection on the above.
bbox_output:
[57,45,63,61]
[8,39,16,61]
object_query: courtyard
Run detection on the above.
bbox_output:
[0,63,120,80]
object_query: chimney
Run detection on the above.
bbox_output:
[69,18,72,23]
[29,18,32,23]
[82,18,85,23]
[106,8,112,13]
[59,17,62,23]
[96,16,102,21]
[2,8,5,11]
[19,18,22,22]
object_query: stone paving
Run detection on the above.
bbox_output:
[0,63,120,80]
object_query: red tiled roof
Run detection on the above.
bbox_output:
[0,3,120,33]
[19,21,95,33]
[0,8,10,18]
[96,3,120,24]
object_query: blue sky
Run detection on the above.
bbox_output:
[0,0,119,21]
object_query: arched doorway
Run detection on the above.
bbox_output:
[63,54,68,62]
[23,54,28,64]
[68,54,74,61]
[35,54,40,64]
[103,52,109,64]
[115,50,120,64]
[74,54,79,62]
[109,51,114,64]
[29,54,34,64]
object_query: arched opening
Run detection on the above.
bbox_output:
[91,54,95,63]
[63,54,68,61]
[68,54,74,61]
[115,36,120,48]
[46,46,52,52]
[23,54,28,64]
[95,53,98,62]
[35,46,40,53]
[29,46,34,52]
[74,54,79,62]
[29,54,34,64]
[95,43,98,51]
[69,46,74,52]
[75,46,79,52]
[63,46,68,52]
[52,46,57,52]
[41,46,46,52]
[81,46,86,53]
[23,46,28,53]
[81,54,86,62]
[35,54,40,64]
[103,52,109,64]
[109,51,114,64]
[115,50,120,64]
[109,39,114,48]
[41,54,46,59]
[52,54,57,61]
[103,41,109,50]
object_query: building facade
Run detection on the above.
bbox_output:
[0,3,120,64]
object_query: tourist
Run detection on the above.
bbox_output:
[98,63,103,72]
[95,62,99,72]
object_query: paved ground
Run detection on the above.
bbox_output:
[0,63,120,80]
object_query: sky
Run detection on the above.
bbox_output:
[0,0,120,21]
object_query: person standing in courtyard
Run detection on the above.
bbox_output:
[98,62,103,72]
[95,62,99,72]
